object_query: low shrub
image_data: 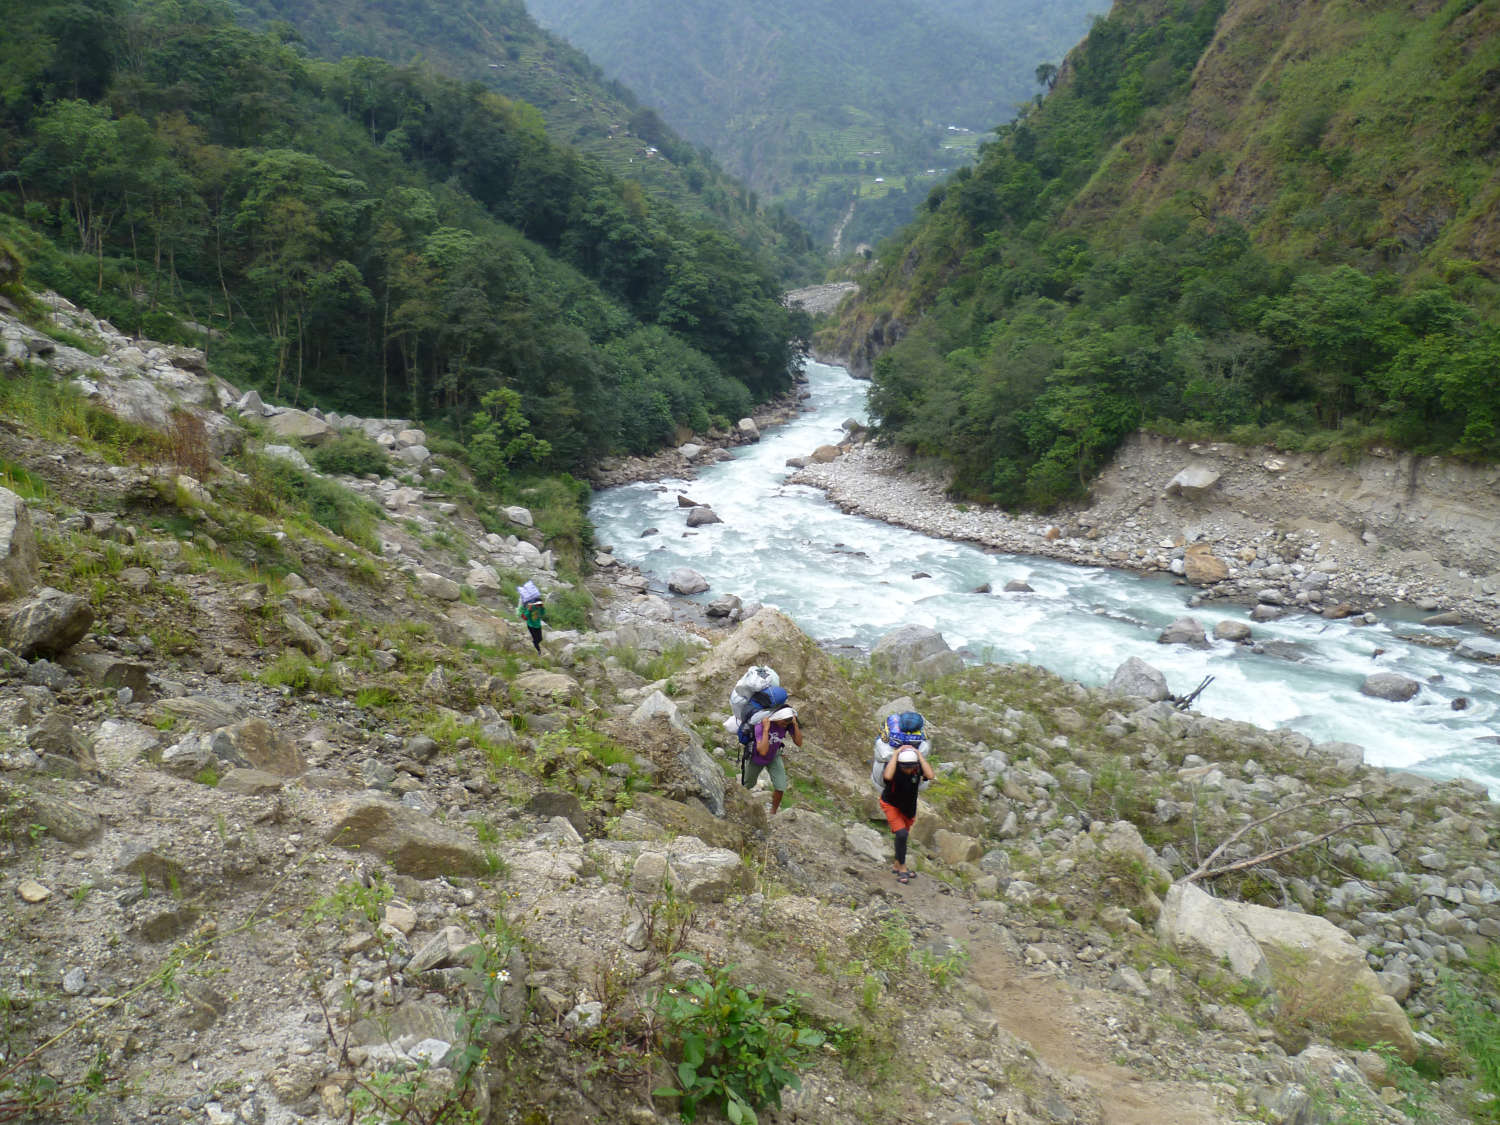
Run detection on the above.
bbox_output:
[653,955,825,1124]
[309,433,390,477]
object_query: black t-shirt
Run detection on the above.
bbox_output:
[881,766,924,818]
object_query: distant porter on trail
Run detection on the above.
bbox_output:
[517,579,546,653]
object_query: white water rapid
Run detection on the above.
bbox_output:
[590,360,1500,794]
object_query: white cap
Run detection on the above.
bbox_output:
[769,707,797,721]
[897,748,920,763]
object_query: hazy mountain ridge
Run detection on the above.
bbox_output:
[525,0,1103,246]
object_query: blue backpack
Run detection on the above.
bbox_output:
[737,686,789,749]
[883,711,925,747]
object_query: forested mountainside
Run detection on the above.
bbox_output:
[230,0,822,282]
[524,0,1102,249]
[831,0,1500,510]
[0,0,809,478]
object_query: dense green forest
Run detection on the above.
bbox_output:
[836,0,1500,509]
[524,0,1102,247]
[228,0,823,283]
[0,0,810,475]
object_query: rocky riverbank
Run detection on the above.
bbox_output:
[791,441,1500,635]
[587,385,811,490]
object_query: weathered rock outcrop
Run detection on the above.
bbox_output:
[1159,882,1418,1061]
[869,624,963,682]
[0,486,38,599]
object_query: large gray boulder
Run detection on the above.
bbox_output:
[632,708,726,818]
[1158,882,1271,986]
[416,571,462,601]
[870,625,962,682]
[1165,466,1221,499]
[1157,616,1208,648]
[1360,672,1420,702]
[1456,636,1500,662]
[1221,898,1418,1061]
[326,797,489,877]
[0,487,38,600]
[665,837,751,903]
[1159,882,1417,1061]
[685,506,721,528]
[668,567,710,595]
[4,587,93,658]
[1213,620,1252,642]
[1107,656,1170,701]
[212,717,306,777]
[264,408,333,445]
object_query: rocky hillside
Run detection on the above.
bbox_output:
[2,294,1499,1125]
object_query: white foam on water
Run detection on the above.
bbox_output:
[592,361,1500,794]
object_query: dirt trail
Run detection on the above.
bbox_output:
[871,871,1238,1125]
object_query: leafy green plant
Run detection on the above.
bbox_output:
[259,650,340,696]
[308,876,393,928]
[860,914,914,974]
[653,955,826,1124]
[309,433,391,477]
[639,883,698,966]
[914,944,969,990]
[236,453,382,553]
[1442,950,1500,1120]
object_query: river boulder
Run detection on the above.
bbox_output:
[1107,657,1170,702]
[668,567,709,595]
[685,506,721,528]
[706,594,742,619]
[1360,672,1420,702]
[1183,543,1229,585]
[1214,620,1252,642]
[1456,636,1500,662]
[1157,617,1208,648]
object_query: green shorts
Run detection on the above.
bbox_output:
[743,754,788,792]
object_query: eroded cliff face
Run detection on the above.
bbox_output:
[1093,433,1500,594]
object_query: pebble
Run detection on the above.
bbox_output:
[18,879,52,903]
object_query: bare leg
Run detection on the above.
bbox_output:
[770,789,784,815]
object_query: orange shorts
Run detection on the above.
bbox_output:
[879,800,915,834]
